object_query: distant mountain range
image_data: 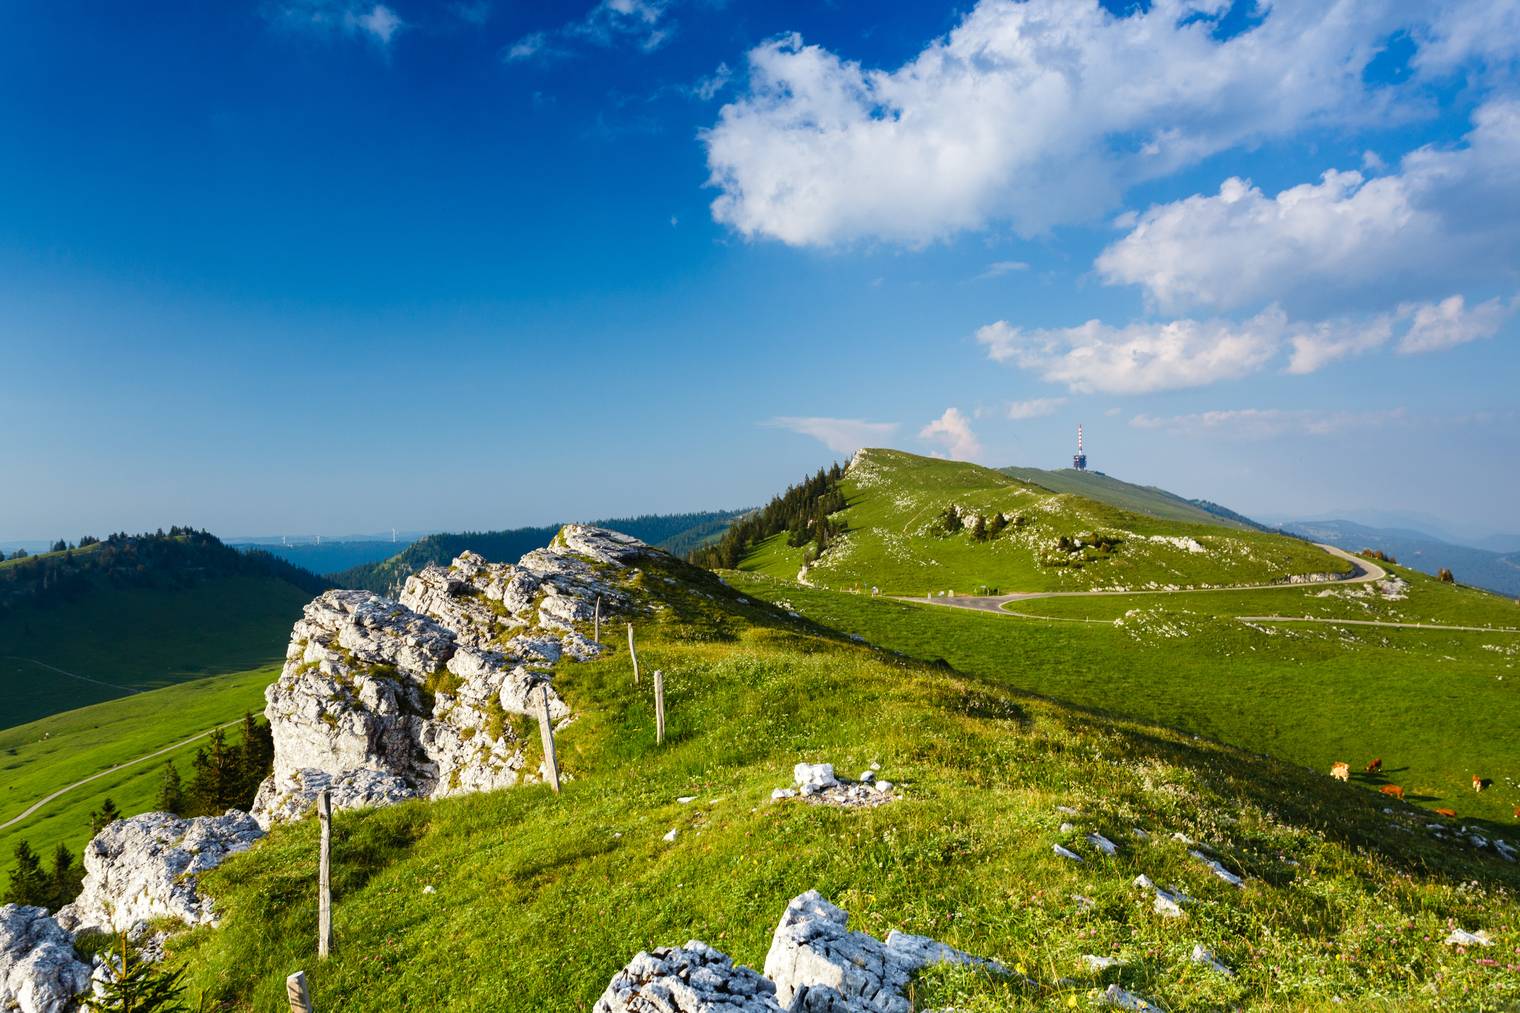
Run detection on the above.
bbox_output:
[229,539,414,576]
[1278,518,1520,597]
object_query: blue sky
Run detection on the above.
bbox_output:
[2,0,1517,542]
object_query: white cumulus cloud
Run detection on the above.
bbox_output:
[1096,100,1520,314]
[1397,294,1517,354]
[766,416,898,454]
[702,0,1508,247]
[919,408,982,460]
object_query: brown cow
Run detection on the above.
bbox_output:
[1330,762,1350,782]
[1473,775,1491,792]
[1380,785,1405,800]
[1365,757,1382,774]
[1434,808,1457,818]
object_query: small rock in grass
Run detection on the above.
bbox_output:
[1060,822,1075,834]
[794,763,839,795]
[870,762,881,772]
[677,796,697,804]
[1495,840,1517,862]
[1191,944,1233,976]
[422,884,436,895]
[1445,928,1493,947]
[859,770,875,784]
[873,780,893,794]
[1056,806,1080,816]
[1190,850,1244,887]
[1083,954,1125,971]
[1131,827,1150,840]
[1087,833,1118,856]
[1102,983,1160,1009]
[1072,894,1095,912]
[663,829,678,843]
[1053,844,1083,863]
[771,788,798,801]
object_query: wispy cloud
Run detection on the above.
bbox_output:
[504,0,675,65]
[1005,397,1066,420]
[974,260,1029,282]
[919,407,982,460]
[265,1,405,49]
[1396,293,1517,354]
[766,416,898,454]
[1130,407,1408,439]
[450,1,492,26]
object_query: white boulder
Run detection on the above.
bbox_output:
[0,905,92,1013]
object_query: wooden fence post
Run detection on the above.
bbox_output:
[537,682,561,794]
[594,595,601,643]
[653,669,666,746]
[286,971,313,1013]
[317,790,332,960]
[627,623,640,684]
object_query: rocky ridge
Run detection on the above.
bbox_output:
[253,524,650,826]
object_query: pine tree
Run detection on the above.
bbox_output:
[155,761,186,815]
[237,713,273,803]
[4,841,50,907]
[89,798,122,837]
[970,515,988,542]
[82,933,190,1013]
[187,747,213,816]
[48,843,82,909]
[986,512,1007,539]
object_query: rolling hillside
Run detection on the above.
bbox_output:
[143,532,1520,1010]
[999,465,1268,532]
[0,529,326,728]
[738,449,1346,595]
[337,509,746,594]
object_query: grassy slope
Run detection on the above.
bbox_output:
[743,449,1346,595]
[999,466,1258,531]
[726,566,1520,824]
[168,572,1520,1010]
[0,575,307,729]
[0,668,275,871]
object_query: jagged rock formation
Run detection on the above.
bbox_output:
[595,892,1003,1013]
[56,811,264,936]
[256,525,651,825]
[593,942,783,1013]
[0,905,92,1013]
[250,767,418,830]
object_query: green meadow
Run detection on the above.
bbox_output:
[0,668,275,871]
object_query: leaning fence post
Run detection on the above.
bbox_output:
[286,971,313,1013]
[537,681,561,793]
[594,595,601,643]
[653,668,666,745]
[317,789,332,960]
[627,622,640,684]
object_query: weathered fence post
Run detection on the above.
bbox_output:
[286,971,313,1013]
[627,622,640,684]
[317,789,332,960]
[537,681,561,794]
[653,669,666,746]
[594,595,601,643]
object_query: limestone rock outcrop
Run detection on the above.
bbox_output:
[258,526,653,824]
[593,941,783,1013]
[595,892,1003,1013]
[0,905,91,1013]
[55,811,264,936]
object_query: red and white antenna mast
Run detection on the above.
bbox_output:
[1073,424,1088,471]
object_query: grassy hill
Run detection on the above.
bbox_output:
[0,529,325,729]
[739,449,1345,595]
[336,510,746,594]
[0,668,274,875]
[999,466,1267,532]
[152,540,1519,1010]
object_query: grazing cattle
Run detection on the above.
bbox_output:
[1434,808,1457,818]
[1473,776,1491,792]
[1514,806,1520,820]
[1380,785,1405,800]
[1365,758,1382,774]
[1330,762,1351,782]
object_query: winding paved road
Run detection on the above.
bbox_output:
[893,545,1520,633]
